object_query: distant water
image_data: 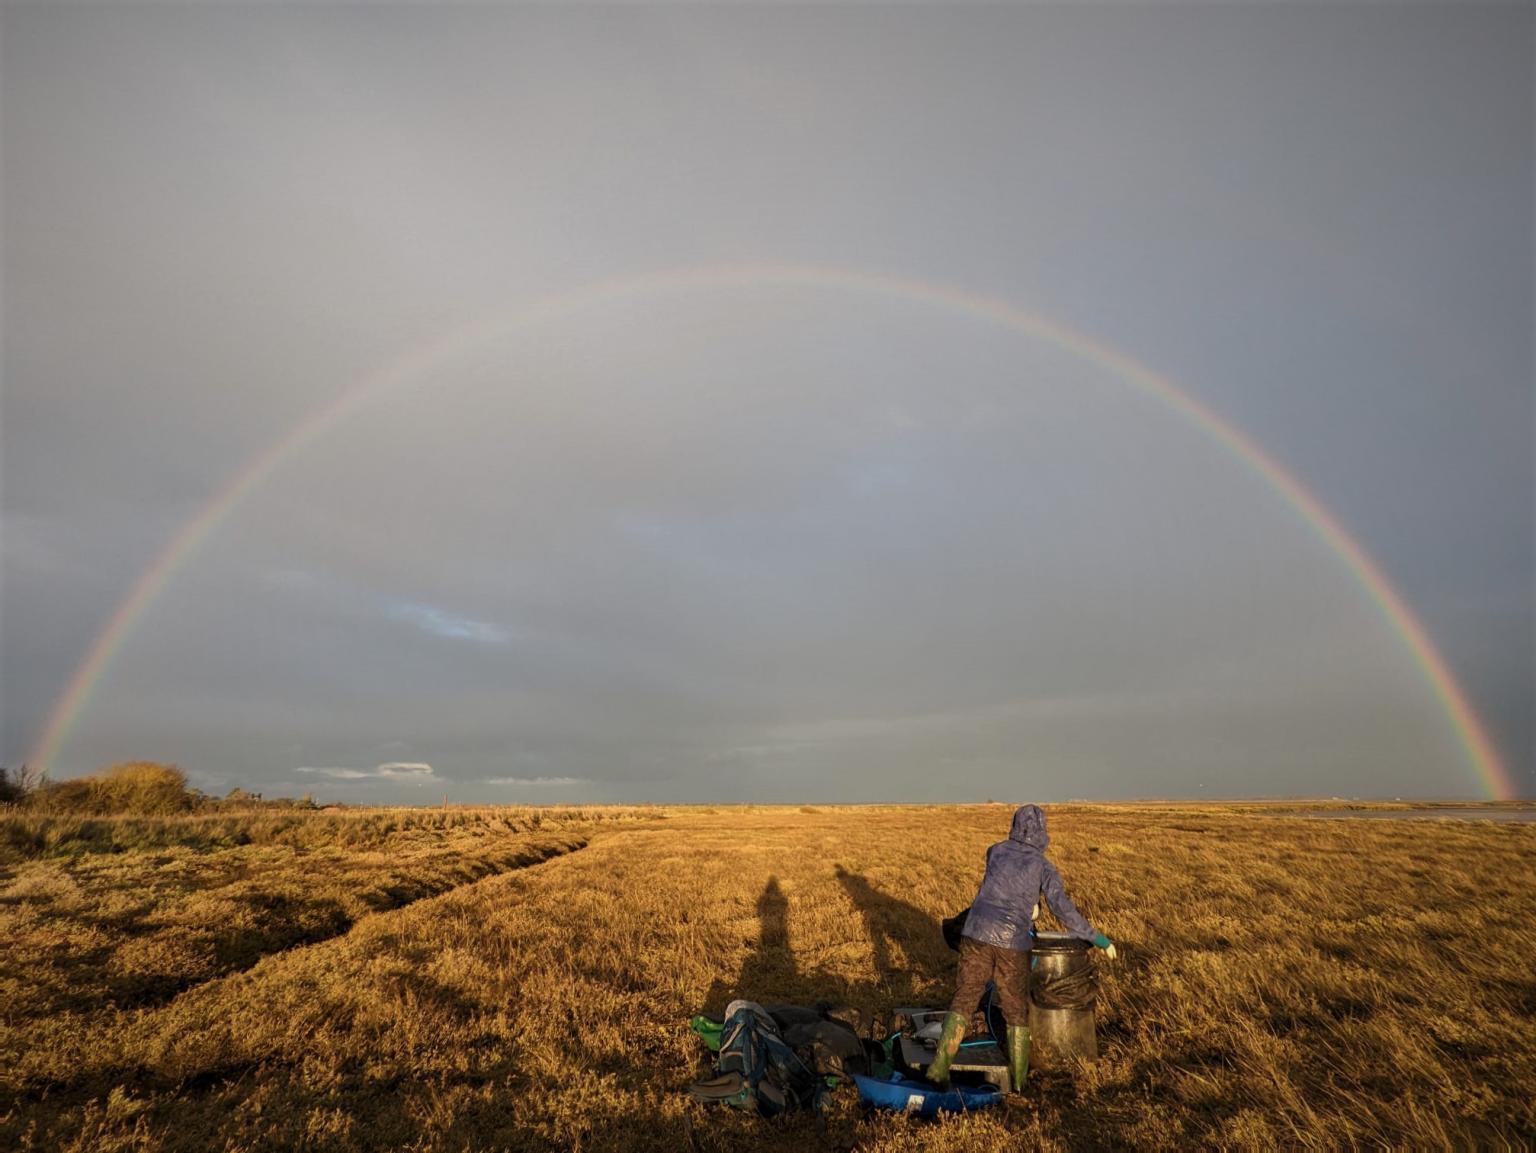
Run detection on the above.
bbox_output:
[1280,808,1536,823]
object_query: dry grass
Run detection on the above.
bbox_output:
[2,803,1533,1150]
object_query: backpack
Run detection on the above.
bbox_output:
[687,1005,822,1116]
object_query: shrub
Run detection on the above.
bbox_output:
[95,762,194,814]
[38,778,97,812]
[0,763,45,805]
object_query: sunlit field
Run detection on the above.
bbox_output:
[3,803,1533,1150]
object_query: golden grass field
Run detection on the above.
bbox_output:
[2,802,1533,1150]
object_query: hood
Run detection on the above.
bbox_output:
[1009,804,1049,849]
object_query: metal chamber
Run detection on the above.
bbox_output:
[1028,932,1100,1063]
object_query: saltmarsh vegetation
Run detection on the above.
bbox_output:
[1,804,1532,1150]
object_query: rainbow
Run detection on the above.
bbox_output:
[24,263,1517,799]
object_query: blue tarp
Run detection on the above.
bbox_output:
[852,1072,1002,1117]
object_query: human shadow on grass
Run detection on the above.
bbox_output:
[701,875,806,1016]
[833,865,953,1007]
[702,869,954,1022]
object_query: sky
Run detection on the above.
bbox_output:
[1,3,1531,804]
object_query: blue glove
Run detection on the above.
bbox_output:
[1092,932,1117,960]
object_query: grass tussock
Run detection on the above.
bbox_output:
[0,803,1532,1151]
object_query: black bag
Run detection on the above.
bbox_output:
[941,906,970,951]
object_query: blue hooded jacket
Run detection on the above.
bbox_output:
[962,804,1097,951]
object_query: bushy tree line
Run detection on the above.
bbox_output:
[0,761,317,814]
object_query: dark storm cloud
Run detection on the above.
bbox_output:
[2,4,1530,800]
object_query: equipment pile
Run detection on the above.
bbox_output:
[686,997,1006,1118]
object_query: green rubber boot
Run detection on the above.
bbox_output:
[925,1012,968,1085]
[1007,1025,1032,1093]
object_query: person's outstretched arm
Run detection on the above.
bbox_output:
[1041,860,1116,957]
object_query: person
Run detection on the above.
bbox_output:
[926,804,1116,1092]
